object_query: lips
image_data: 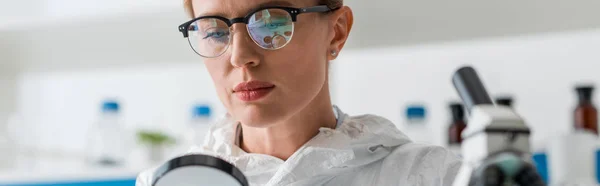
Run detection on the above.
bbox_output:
[233,81,275,102]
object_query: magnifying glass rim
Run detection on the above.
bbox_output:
[151,154,249,186]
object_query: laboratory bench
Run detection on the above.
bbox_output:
[0,167,139,186]
[0,156,146,186]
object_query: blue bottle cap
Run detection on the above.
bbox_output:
[405,105,426,119]
[193,105,211,118]
[102,101,120,113]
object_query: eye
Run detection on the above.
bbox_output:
[261,17,289,29]
[188,25,197,31]
[202,28,230,44]
[265,22,287,29]
[249,9,291,30]
[203,31,229,39]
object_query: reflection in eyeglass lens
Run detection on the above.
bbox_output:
[248,9,293,49]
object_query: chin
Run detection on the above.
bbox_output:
[234,104,284,128]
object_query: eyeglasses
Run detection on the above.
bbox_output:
[178,5,334,58]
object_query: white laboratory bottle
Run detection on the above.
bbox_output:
[86,101,128,166]
[547,130,598,185]
[0,116,16,169]
[404,105,433,144]
[180,104,212,152]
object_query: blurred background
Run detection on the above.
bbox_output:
[2,0,600,185]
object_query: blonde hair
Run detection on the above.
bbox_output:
[183,0,343,18]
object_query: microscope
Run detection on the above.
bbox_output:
[451,66,545,186]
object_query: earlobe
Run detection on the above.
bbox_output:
[328,6,354,56]
[327,50,338,61]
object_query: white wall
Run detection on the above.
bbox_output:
[346,0,600,48]
[5,0,600,72]
[14,28,600,154]
[333,28,600,148]
[0,0,180,30]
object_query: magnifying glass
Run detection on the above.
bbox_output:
[152,154,249,186]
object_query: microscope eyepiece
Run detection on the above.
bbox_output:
[452,66,494,113]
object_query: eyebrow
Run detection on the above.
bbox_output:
[256,0,295,8]
[198,0,296,18]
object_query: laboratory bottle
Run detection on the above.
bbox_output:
[404,105,432,144]
[86,101,128,166]
[447,103,466,157]
[182,104,212,149]
[0,118,15,169]
[574,86,598,135]
[495,96,514,107]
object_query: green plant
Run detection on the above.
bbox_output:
[137,130,176,147]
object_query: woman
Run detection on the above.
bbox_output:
[137,0,461,185]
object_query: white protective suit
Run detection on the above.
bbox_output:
[136,106,461,186]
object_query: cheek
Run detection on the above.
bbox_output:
[286,25,329,75]
[203,59,232,104]
[273,31,329,93]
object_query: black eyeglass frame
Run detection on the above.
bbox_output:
[177,5,334,38]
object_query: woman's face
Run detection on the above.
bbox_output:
[192,0,337,127]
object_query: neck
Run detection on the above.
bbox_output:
[239,83,336,161]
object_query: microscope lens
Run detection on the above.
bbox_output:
[514,165,545,186]
[471,164,505,186]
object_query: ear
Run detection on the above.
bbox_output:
[327,6,354,60]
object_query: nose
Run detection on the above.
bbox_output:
[229,25,261,68]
